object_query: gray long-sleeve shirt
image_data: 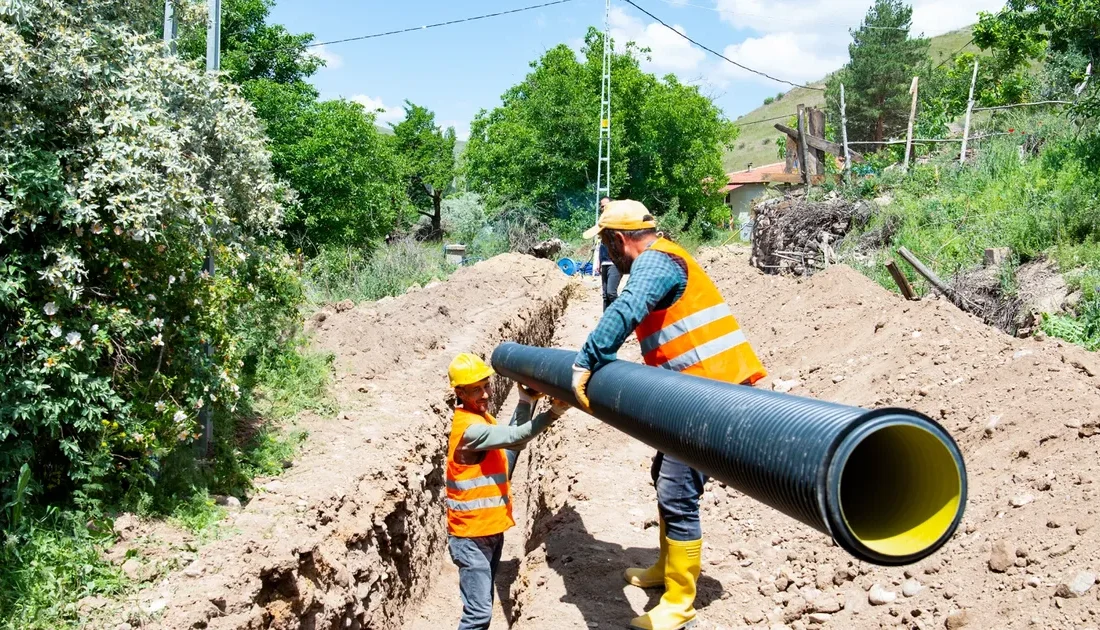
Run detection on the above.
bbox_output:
[457,402,556,452]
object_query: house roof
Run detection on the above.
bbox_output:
[722,162,789,193]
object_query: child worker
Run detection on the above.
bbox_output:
[446,352,569,630]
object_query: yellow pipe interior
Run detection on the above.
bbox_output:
[839,424,962,557]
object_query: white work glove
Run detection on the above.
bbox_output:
[570,364,592,412]
[549,398,571,418]
[517,384,545,406]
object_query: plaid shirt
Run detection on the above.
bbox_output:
[575,243,687,371]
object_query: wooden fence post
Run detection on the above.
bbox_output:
[903,76,919,170]
[797,104,810,185]
[960,60,979,164]
[840,83,851,184]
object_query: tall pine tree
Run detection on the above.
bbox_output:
[826,0,929,142]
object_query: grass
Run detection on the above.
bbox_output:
[303,238,457,304]
[837,112,1100,350]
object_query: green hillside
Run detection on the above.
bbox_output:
[722,26,980,172]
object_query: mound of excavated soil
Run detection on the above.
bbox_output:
[486,246,1100,630]
[105,254,573,630]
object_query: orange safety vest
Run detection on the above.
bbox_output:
[634,238,767,385]
[446,407,515,538]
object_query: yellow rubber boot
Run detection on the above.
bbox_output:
[628,538,701,630]
[623,519,666,588]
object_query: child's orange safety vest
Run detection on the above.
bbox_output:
[446,407,515,538]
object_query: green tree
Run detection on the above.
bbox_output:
[464,28,736,228]
[392,102,457,238]
[825,0,930,142]
[281,101,406,249]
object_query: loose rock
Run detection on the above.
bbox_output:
[1054,571,1096,598]
[945,610,970,629]
[1010,494,1034,508]
[869,584,897,606]
[989,540,1013,573]
[902,579,923,598]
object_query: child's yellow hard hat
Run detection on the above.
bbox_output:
[448,353,494,388]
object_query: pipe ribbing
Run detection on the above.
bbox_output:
[491,342,967,566]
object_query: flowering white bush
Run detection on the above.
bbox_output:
[0,0,301,508]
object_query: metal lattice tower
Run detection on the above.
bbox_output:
[594,0,612,217]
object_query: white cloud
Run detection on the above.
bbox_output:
[351,95,405,126]
[609,6,705,74]
[716,32,846,86]
[705,0,1004,88]
[310,45,343,71]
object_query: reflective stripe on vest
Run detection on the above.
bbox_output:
[446,472,509,492]
[633,238,767,386]
[639,303,733,357]
[660,329,747,372]
[446,407,515,537]
[447,495,511,511]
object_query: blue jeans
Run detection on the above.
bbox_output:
[449,533,504,630]
[651,452,707,541]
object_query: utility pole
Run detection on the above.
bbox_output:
[592,0,612,274]
[163,0,177,54]
[199,0,222,458]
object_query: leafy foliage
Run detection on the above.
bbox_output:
[0,0,299,524]
[464,28,737,229]
[825,0,929,142]
[393,102,457,238]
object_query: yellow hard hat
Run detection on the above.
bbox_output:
[448,353,494,388]
[584,199,657,239]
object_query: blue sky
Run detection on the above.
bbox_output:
[269,0,1005,140]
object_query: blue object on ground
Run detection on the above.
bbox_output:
[557,258,577,276]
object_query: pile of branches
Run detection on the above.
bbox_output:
[750,192,873,275]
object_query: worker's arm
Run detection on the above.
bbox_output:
[458,402,562,452]
[575,249,687,372]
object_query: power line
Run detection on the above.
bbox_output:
[621,0,825,91]
[738,112,797,126]
[258,0,580,55]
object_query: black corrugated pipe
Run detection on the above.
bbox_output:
[491,342,967,566]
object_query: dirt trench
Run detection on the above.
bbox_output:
[120,247,1100,630]
[408,247,1100,630]
[124,254,573,630]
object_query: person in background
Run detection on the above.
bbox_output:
[570,200,767,630]
[445,353,569,630]
[597,197,621,311]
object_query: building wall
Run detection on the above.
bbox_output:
[726,183,767,216]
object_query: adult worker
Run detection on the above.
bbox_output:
[597,197,621,311]
[446,353,569,630]
[570,200,767,630]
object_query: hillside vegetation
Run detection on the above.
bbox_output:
[724,27,981,171]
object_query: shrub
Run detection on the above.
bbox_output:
[302,239,455,304]
[0,0,300,522]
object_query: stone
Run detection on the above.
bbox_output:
[945,610,970,629]
[744,609,766,624]
[1026,576,1041,588]
[115,624,133,630]
[1054,572,1097,598]
[772,378,801,394]
[869,584,897,606]
[813,597,843,614]
[113,514,138,540]
[807,613,831,624]
[183,560,204,578]
[121,558,143,580]
[989,540,1013,573]
[902,579,923,598]
[143,599,167,615]
[984,247,1011,267]
[775,575,791,592]
[1010,494,1035,508]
